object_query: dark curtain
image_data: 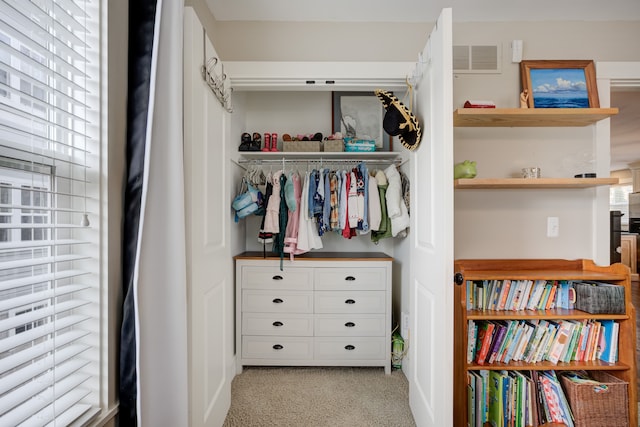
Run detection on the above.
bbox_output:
[119,1,157,425]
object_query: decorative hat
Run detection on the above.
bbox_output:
[374,89,422,151]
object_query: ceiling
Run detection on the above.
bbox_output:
[205,0,640,23]
[205,0,640,172]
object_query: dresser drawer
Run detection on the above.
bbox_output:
[314,291,385,314]
[242,336,313,360]
[314,267,386,291]
[314,337,387,360]
[243,313,313,336]
[241,266,313,290]
[315,314,385,337]
[242,290,313,313]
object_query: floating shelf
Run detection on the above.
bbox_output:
[454,177,619,189]
[453,108,618,127]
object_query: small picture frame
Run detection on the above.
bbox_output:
[520,60,600,108]
[332,91,392,151]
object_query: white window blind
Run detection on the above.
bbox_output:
[0,0,100,425]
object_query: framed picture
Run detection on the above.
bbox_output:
[520,60,600,108]
[332,91,392,151]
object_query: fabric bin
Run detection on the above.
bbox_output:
[560,371,629,427]
[574,281,625,314]
[283,140,321,152]
[322,139,343,152]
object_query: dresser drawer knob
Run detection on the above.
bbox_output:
[273,344,283,350]
[345,299,356,304]
[345,322,356,327]
[272,298,284,304]
[272,275,283,280]
[345,345,355,351]
[273,321,284,327]
[345,276,356,281]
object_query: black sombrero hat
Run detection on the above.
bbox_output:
[374,89,422,151]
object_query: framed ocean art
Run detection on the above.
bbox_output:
[520,60,600,108]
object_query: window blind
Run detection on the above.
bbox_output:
[0,0,99,425]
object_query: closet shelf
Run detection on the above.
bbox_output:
[454,177,619,189]
[453,108,618,127]
[238,151,401,161]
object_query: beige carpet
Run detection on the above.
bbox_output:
[223,367,416,427]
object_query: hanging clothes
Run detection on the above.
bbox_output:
[371,169,392,243]
[329,171,340,231]
[368,172,381,231]
[263,170,283,234]
[296,171,323,252]
[284,171,307,260]
[338,169,348,230]
[272,172,289,270]
[257,172,274,257]
[347,170,359,229]
[384,165,410,237]
[399,169,411,216]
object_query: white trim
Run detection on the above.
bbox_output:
[596,61,640,87]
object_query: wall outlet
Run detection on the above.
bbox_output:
[547,216,559,237]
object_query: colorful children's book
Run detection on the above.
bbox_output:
[476,321,496,365]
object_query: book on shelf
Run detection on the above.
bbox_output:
[538,371,574,427]
[489,280,503,310]
[547,320,574,364]
[475,321,496,365]
[536,321,559,363]
[511,321,536,362]
[597,319,619,363]
[495,320,517,363]
[517,279,535,311]
[545,282,558,310]
[467,320,478,363]
[488,370,508,427]
[487,321,508,364]
[467,372,476,427]
[497,279,511,310]
[526,280,547,310]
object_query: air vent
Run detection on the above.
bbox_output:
[453,45,501,74]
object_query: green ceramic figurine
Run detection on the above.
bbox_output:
[454,160,477,179]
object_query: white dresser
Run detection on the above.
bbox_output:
[235,252,393,375]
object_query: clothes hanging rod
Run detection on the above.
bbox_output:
[236,158,403,165]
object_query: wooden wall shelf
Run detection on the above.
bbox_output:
[453,108,618,127]
[454,177,619,189]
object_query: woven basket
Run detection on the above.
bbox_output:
[560,371,629,427]
[322,139,343,152]
[283,140,320,152]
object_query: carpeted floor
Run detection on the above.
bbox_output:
[223,366,416,427]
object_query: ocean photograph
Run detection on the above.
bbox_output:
[530,68,589,108]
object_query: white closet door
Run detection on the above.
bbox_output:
[184,8,234,426]
[408,8,454,427]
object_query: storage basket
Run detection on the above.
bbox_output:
[574,281,625,314]
[560,371,629,427]
[283,140,320,152]
[322,139,343,152]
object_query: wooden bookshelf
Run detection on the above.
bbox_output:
[453,259,637,427]
[453,107,618,127]
[454,177,619,189]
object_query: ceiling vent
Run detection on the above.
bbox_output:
[453,45,501,74]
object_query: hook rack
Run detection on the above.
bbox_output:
[201,29,233,112]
